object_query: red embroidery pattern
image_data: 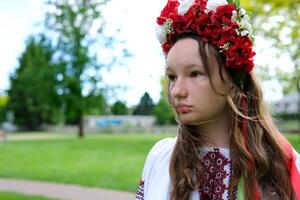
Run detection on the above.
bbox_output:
[136,179,144,200]
[199,148,232,200]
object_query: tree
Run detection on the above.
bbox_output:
[133,92,154,115]
[7,35,60,130]
[0,95,8,123]
[240,0,299,90]
[44,0,111,137]
[62,93,108,124]
[83,93,108,115]
[153,77,176,125]
[111,100,128,115]
[240,0,300,130]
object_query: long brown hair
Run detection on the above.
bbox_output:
[167,33,295,200]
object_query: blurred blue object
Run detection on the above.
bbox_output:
[96,119,123,128]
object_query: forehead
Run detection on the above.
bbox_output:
[166,38,203,70]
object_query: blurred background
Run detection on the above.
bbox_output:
[0,0,299,199]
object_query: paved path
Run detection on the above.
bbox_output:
[0,178,135,200]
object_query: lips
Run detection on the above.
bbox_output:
[175,104,192,113]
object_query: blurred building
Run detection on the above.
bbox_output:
[274,92,300,114]
[84,115,156,133]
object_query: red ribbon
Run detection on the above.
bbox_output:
[278,134,300,198]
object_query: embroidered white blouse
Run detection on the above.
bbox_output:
[136,137,237,200]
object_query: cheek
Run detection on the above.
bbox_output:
[167,84,174,105]
[190,79,211,98]
[193,82,227,111]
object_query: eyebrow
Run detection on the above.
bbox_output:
[165,64,203,71]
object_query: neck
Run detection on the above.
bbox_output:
[196,112,231,148]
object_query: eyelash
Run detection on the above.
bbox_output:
[167,71,203,81]
[190,71,202,77]
[167,75,176,81]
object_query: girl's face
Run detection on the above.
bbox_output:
[166,38,231,125]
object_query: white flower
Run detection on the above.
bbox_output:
[238,8,246,16]
[156,19,173,43]
[156,25,167,44]
[206,0,228,12]
[240,30,249,36]
[233,7,253,37]
[238,19,252,34]
[178,0,194,16]
[231,10,237,23]
[243,14,250,21]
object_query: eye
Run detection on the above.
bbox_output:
[190,71,203,77]
[167,74,177,81]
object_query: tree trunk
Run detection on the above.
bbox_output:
[78,113,84,138]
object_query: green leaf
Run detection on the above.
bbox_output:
[228,0,240,8]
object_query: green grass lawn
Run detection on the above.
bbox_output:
[276,120,300,131]
[285,133,300,150]
[0,192,55,200]
[0,132,299,193]
[0,133,175,193]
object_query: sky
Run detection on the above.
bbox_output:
[0,0,167,106]
[0,0,295,106]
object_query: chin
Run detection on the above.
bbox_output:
[178,114,201,125]
[178,113,209,126]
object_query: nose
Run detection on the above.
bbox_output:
[170,77,188,100]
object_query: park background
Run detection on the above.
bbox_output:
[0,0,299,199]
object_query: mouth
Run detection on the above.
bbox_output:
[175,104,192,113]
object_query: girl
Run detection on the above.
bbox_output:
[136,0,300,199]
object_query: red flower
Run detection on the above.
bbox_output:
[156,0,256,75]
[194,0,208,11]
[225,36,255,73]
[217,26,238,46]
[215,3,237,25]
[162,42,172,54]
[195,14,212,40]
[182,5,197,24]
[157,0,179,25]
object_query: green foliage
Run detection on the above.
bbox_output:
[44,0,131,136]
[63,93,108,124]
[133,92,154,115]
[0,96,8,107]
[153,77,176,125]
[274,113,300,121]
[44,0,109,136]
[83,94,108,115]
[0,96,8,122]
[242,0,300,127]
[7,35,60,130]
[240,0,300,94]
[227,0,240,8]
[153,97,176,125]
[111,100,128,115]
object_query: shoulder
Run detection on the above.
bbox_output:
[140,137,177,199]
[148,137,177,158]
[141,137,177,178]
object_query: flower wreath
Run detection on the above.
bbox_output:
[156,0,256,90]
